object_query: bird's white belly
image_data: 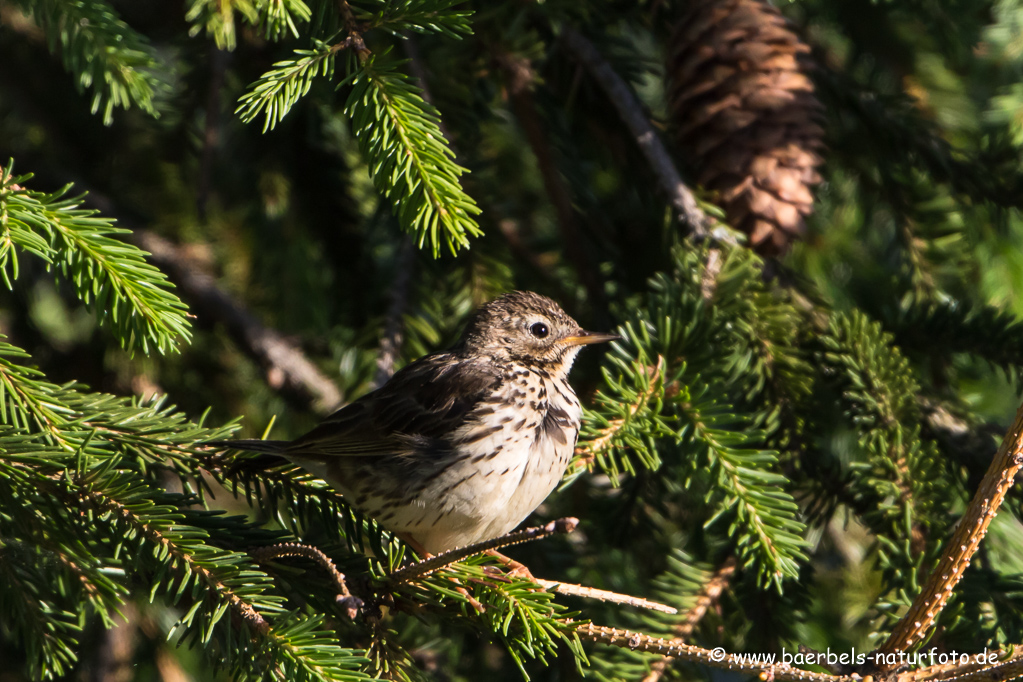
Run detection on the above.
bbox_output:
[404,377,580,554]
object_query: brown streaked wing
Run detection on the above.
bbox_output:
[283,352,503,460]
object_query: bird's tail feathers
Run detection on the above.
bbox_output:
[206,439,292,477]
[208,439,289,455]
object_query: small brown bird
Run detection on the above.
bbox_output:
[218,291,618,555]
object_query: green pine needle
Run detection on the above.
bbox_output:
[575,244,809,590]
[12,0,164,124]
[345,52,482,256]
[186,0,312,49]
[236,41,340,132]
[0,166,192,355]
[352,0,473,38]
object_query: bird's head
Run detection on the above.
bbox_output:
[458,291,619,373]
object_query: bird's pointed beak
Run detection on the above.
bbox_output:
[560,330,622,347]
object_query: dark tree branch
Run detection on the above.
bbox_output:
[559,26,711,237]
[404,35,582,309]
[373,237,415,388]
[88,604,137,682]
[21,169,345,416]
[196,46,227,222]
[496,51,607,309]
[129,229,343,415]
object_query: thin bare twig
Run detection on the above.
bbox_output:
[251,542,363,619]
[583,622,1023,682]
[907,651,1023,682]
[388,518,579,583]
[405,36,575,305]
[388,518,674,613]
[642,556,738,682]
[575,621,844,682]
[559,26,711,237]
[337,0,370,60]
[875,401,1023,667]
[579,621,1023,682]
[534,579,677,614]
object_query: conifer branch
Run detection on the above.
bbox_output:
[73,485,275,635]
[819,310,952,615]
[388,518,579,583]
[0,343,75,443]
[61,182,340,413]
[0,337,237,471]
[19,464,372,681]
[185,0,256,51]
[682,398,806,588]
[466,571,573,672]
[235,41,344,133]
[874,400,1023,666]
[202,454,390,565]
[236,0,368,131]
[0,542,83,680]
[569,356,665,481]
[814,67,1023,210]
[892,302,1023,382]
[345,52,482,256]
[572,249,809,587]
[235,0,480,255]
[352,0,473,38]
[677,556,737,638]
[259,0,313,41]
[559,27,710,237]
[0,166,192,355]
[187,0,312,49]
[11,0,164,124]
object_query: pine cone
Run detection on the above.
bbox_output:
[667,0,824,255]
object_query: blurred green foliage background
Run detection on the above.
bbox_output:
[5,0,1023,680]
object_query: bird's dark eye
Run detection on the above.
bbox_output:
[529,322,550,339]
